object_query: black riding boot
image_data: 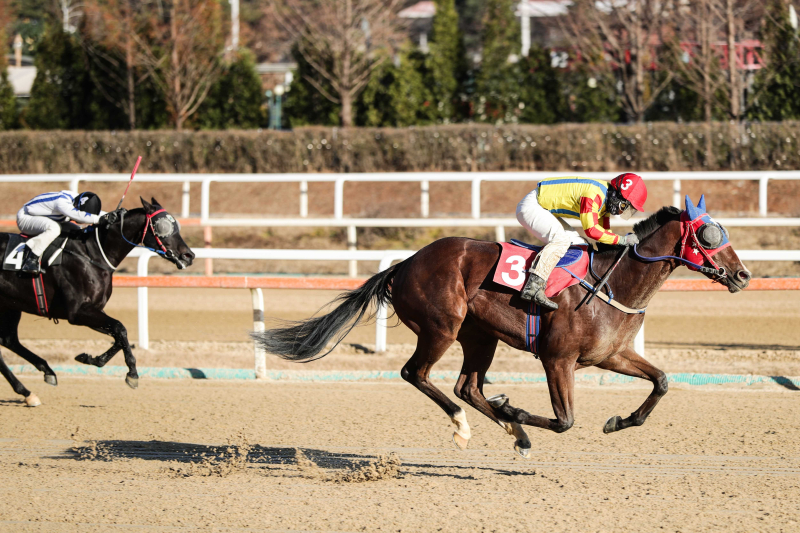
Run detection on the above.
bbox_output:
[520,271,558,310]
[21,249,41,275]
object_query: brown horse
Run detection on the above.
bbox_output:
[254,198,750,456]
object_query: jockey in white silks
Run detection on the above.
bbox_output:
[515,173,649,311]
[16,191,117,274]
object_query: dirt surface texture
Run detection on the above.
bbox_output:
[1,378,800,532]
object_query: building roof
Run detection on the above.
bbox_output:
[516,0,572,18]
[398,1,435,19]
[7,67,36,97]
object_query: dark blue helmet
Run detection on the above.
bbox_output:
[73,192,102,215]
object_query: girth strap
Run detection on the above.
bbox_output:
[32,274,48,317]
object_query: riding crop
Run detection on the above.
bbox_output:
[115,156,142,211]
[584,245,630,307]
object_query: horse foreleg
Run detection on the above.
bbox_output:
[69,308,138,389]
[401,333,470,450]
[0,310,58,386]
[596,347,668,434]
[0,349,39,406]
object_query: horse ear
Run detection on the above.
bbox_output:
[140,196,152,212]
[697,194,707,213]
[151,197,159,206]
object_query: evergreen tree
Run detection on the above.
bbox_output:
[388,48,435,126]
[196,49,266,129]
[283,44,340,127]
[516,46,562,124]
[24,24,93,129]
[561,67,622,123]
[0,31,18,130]
[426,0,462,121]
[474,0,520,123]
[748,0,800,121]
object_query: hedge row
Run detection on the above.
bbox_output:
[0,122,798,174]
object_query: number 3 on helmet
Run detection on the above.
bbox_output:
[610,173,647,212]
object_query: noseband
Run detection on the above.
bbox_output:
[633,211,730,280]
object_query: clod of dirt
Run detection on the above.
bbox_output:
[332,453,402,483]
[167,434,252,478]
[295,449,401,483]
[73,441,112,462]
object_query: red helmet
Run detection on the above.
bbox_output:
[610,173,647,211]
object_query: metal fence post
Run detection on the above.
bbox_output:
[421,180,430,218]
[251,288,267,379]
[136,253,152,350]
[300,180,308,218]
[672,179,681,208]
[204,226,213,276]
[471,178,482,219]
[200,179,211,223]
[759,176,770,216]
[334,178,345,219]
[495,226,506,242]
[347,225,357,277]
[634,322,645,356]
[181,181,190,218]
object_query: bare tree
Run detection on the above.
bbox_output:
[564,0,676,122]
[273,0,404,127]
[136,0,223,130]
[83,0,149,128]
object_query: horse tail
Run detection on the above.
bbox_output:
[251,261,404,362]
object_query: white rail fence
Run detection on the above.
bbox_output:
[2,171,800,220]
[129,248,800,365]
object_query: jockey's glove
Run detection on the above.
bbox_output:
[619,233,639,246]
[100,208,127,227]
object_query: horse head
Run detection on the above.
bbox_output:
[680,194,750,293]
[139,197,196,270]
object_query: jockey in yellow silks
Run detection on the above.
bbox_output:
[516,173,648,310]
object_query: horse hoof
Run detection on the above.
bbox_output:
[44,374,57,386]
[603,415,622,434]
[75,353,93,366]
[486,393,509,409]
[514,443,531,459]
[452,432,469,451]
[125,375,139,390]
[25,393,41,407]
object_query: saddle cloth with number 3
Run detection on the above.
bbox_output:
[492,241,589,297]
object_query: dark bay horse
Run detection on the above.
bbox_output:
[0,197,194,406]
[254,197,750,456]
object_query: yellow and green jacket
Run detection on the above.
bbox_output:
[536,177,619,245]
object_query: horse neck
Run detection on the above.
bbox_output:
[99,210,147,267]
[596,222,682,310]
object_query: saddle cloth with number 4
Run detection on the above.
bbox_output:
[3,234,67,272]
[492,240,589,298]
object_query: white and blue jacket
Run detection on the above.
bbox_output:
[22,191,102,225]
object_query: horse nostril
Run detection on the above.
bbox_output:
[737,270,751,282]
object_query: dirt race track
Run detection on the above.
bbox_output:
[1,288,800,532]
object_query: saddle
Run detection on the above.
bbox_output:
[3,234,68,272]
[492,239,589,298]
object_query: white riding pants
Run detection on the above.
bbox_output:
[16,210,63,257]
[516,190,587,279]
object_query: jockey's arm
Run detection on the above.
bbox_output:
[578,195,621,245]
[54,197,101,225]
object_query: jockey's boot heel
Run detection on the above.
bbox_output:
[21,250,41,275]
[520,272,558,310]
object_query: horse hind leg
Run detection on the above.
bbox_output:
[454,330,531,458]
[401,333,471,450]
[0,309,57,386]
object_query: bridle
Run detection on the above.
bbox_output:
[120,208,181,262]
[633,210,730,282]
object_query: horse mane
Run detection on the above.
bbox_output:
[632,206,682,240]
[593,206,681,255]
